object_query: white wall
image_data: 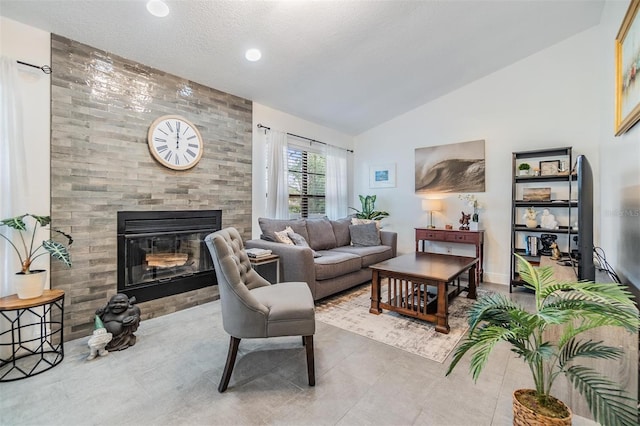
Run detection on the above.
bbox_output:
[0,17,51,294]
[251,103,355,238]
[598,0,640,292]
[354,25,603,285]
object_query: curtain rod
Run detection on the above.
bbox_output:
[257,123,354,153]
[16,60,52,74]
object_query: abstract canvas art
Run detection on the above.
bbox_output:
[415,139,485,194]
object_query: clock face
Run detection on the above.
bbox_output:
[147,115,203,170]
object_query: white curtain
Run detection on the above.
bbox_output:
[325,145,348,220]
[266,130,290,219]
[0,56,28,297]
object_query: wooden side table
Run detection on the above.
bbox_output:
[249,254,280,284]
[415,228,485,284]
[0,289,65,381]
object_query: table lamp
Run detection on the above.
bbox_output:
[422,199,442,229]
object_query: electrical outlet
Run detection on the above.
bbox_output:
[446,246,452,254]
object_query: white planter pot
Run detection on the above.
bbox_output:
[14,270,47,299]
[469,221,479,231]
[519,170,529,176]
[525,219,538,229]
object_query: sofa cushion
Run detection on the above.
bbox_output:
[305,217,337,250]
[330,217,352,247]
[332,245,394,268]
[258,218,309,243]
[349,223,381,247]
[313,251,362,280]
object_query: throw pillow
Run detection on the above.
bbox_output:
[351,217,381,230]
[274,226,295,245]
[287,231,322,258]
[349,222,381,247]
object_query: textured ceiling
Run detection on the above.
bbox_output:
[0,0,604,135]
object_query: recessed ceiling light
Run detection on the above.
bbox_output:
[147,0,169,18]
[245,48,262,62]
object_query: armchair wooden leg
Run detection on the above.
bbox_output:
[218,336,241,393]
[303,335,315,386]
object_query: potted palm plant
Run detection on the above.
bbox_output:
[446,254,639,426]
[1,214,72,299]
[349,195,389,220]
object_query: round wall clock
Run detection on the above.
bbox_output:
[147,115,203,170]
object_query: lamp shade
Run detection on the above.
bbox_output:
[422,199,442,212]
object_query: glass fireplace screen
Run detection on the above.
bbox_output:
[123,230,213,288]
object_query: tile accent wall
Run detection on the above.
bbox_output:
[50,35,252,341]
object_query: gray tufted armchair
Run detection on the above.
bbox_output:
[204,228,316,392]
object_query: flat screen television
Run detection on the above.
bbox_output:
[575,155,595,281]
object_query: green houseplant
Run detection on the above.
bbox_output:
[1,214,72,298]
[518,162,531,176]
[349,195,389,220]
[446,254,639,426]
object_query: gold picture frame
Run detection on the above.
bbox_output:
[615,0,640,136]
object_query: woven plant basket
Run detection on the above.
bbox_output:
[513,389,572,426]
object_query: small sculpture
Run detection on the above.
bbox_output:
[540,209,558,230]
[87,315,112,360]
[523,207,539,228]
[459,211,471,230]
[96,293,141,351]
[539,233,558,256]
[550,242,562,260]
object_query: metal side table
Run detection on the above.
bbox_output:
[0,289,65,381]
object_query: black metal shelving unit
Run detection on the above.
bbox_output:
[510,147,578,291]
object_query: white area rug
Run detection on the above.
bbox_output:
[315,282,489,363]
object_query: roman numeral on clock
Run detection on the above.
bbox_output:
[154,137,167,143]
[156,144,168,153]
[165,121,174,132]
[186,149,196,158]
[175,155,180,165]
[188,143,198,149]
[164,150,173,162]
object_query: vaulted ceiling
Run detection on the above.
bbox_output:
[0,0,604,135]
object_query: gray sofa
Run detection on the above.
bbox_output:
[245,217,397,300]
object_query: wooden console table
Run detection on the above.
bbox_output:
[0,290,65,381]
[415,228,484,284]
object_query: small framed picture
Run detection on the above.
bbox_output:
[370,163,396,188]
[539,160,560,176]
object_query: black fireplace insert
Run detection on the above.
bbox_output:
[117,210,221,303]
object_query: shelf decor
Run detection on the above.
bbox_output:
[539,160,560,176]
[615,0,640,136]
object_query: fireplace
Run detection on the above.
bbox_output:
[117,210,221,303]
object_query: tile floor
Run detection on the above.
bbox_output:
[1,283,597,426]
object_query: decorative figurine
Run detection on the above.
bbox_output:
[96,293,141,351]
[459,211,471,230]
[523,207,539,229]
[539,233,558,256]
[540,209,558,230]
[87,315,113,360]
[550,242,562,260]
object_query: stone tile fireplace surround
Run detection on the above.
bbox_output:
[50,35,252,341]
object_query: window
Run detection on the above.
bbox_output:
[287,145,326,218]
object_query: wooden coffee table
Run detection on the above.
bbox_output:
[369,253,478,334]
